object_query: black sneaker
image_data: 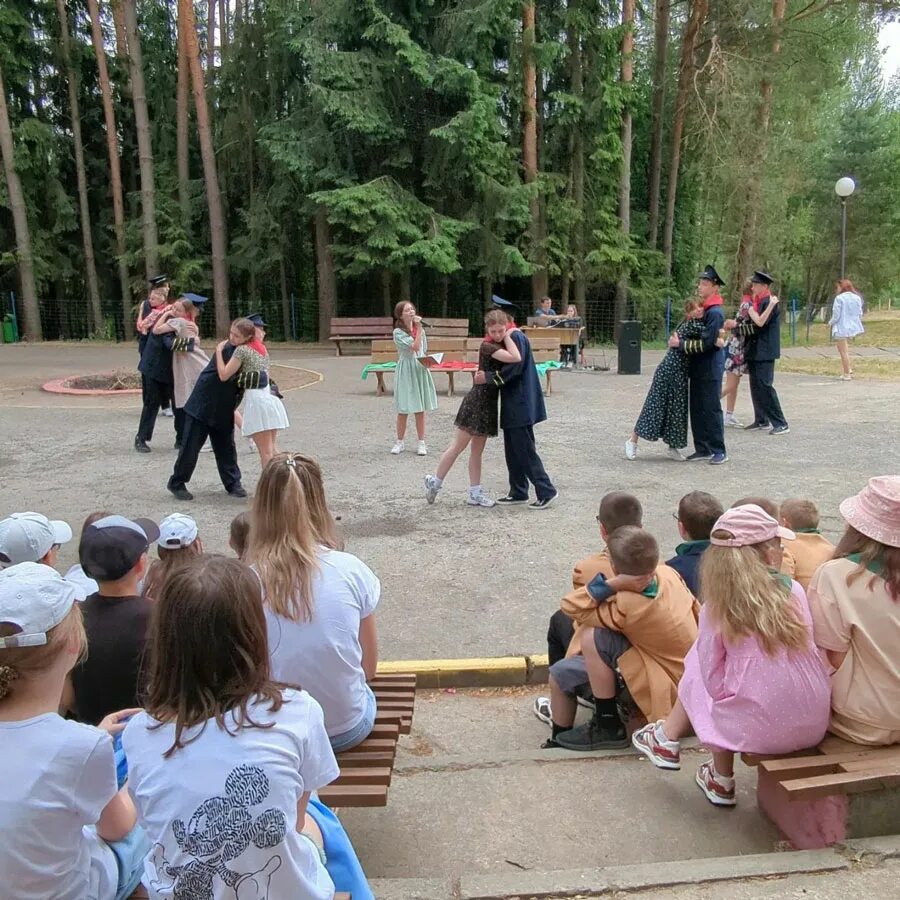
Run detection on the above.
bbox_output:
[555,717,629,751]
[228,486,248,499]
[769,425,790,436]
[709,452,728,465]
[134,438,151,453]
[529,492,558,510]
[685,452,712,462]
[743,422,768,431]
[168,484,193,501]
[496,495,528,505]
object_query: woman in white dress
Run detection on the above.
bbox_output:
[829,278,864,381]
[214,318,289,466]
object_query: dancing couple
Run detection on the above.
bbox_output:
[425,303,557,510]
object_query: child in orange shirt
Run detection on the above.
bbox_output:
[779,499,834,591]
[733,496,796,578]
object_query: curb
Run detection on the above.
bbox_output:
[378,654,549,688]
[368,836,900,899]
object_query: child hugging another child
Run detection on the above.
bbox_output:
[0,563,148,900]
[632,505,831,807]
[425,310,522,508]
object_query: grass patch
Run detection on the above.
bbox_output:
[778,355,900,381]
[782,309,900,347]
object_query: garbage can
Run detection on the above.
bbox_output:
[1,314,18,344]
[617,320,641,375]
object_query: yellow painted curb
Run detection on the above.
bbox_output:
[378,654,549,688]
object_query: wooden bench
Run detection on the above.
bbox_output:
[329,317,468,355]
[363,336,562,396]
[742,735,900,849]
[318,673,416,809]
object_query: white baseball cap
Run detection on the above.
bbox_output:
[158,513,199,549]
[0,562,78,648]
[0,513,73,568]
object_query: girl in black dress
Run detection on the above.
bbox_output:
[424,311,521,507]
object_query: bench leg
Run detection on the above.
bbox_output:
[544,371,552,396]
[447,372,455,398]
[335,341,343,357]
[375,372,386,397]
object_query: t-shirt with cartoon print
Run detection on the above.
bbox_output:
[122,688,339,900]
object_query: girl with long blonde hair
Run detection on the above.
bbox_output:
[249,453,379,751]
[632,504,830,808]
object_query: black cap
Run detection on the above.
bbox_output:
[697,265,725,287]
[750,270,774,286]
[247,313,267,328]
[149,274,169,287]
[79,515,159,581]
[490,295,514,309]
[181,292,208,306]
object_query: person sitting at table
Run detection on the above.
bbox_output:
[560,303,582,368]
[534,296,557,318]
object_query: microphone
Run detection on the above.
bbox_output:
[419,320,432,328]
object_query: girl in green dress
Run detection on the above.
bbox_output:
[391,301,438,456]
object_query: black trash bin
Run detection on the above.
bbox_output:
[617,320,641,375]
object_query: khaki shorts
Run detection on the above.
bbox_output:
[829,710,900,747]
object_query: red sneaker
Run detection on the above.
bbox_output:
[695,760,736,807]
[631,721,681,770]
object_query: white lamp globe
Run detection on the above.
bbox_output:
[835,177,855,198]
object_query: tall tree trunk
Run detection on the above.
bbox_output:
[0,65,41,340]
[314,206,337,341]
[567,0,585,312]
[662,0,709,276]
[615,0,635,330]
[176,3,191,232]
[122,0,160,280]
[647,0,670,248]
[279,253,291,341]
[87,0,133,338]
[438,274,449,318]
[110,0,130,80]
[56,0,103,334]
[181,0,229,335]
[206,0,216,70]
[218,0,228,52]
[381,269,392,315]
[522,1,547,307]
[733,0,787,295]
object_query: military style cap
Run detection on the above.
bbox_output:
[697,265,725,287]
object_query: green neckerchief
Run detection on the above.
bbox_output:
[846,552,885,577]
[768,569,793,591]
[675,539,710,556]
[641,578,659,599]
[795,528,821,534]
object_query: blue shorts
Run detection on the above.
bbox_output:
[88,823,150,900]
[329,685,376,753]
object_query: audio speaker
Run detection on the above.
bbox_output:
[617,320,641,375]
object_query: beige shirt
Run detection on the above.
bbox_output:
[163,317,210,408]
[782,531,834,591]
[808,557,900,743]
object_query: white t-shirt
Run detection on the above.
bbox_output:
[0,713,119,900]
[264,548,380,735]
[122,689,339,900]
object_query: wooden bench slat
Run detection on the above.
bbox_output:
[372,673,416,684]
[319,784,388,807]
[335,751,396,767]
[336,738,397,755]
[368,722,400,740]
[760,747,900,782]
[781,766,900,800]
[332,766,392,786]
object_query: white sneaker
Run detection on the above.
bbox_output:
[624,439,637,460]
[724,412,744,428]
[160,407,174,418]
[839,374,852,381]
[424,475,441,504]
[200,440,213,452]
[532,696,552,726]
[417,441,428,456]
[667,446,686,461]
[390,440,405,455]
[467,491,496,508]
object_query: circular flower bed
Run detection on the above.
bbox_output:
[43,370,143,395]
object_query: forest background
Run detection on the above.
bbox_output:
[1,0,899,342]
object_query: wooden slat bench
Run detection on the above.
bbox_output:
[742,735,900,849]
[318,673,416,809]
[362,336,562,397]
[329,317,469,355]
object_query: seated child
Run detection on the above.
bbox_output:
[780,498,835,591]
[229,510,251,560]
[0,562,148,899]
[123,554,372,899]
[547,527,699,751]
[666,491,724,596]
[0,510,73,571]
[632,505,831,807]
[534,491,642,726]
[733,496,796,577]
[63,511,111,600]
[68,515,158,726]
[807,476,900,746]
[141,513,203,601]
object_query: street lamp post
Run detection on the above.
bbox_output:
[834,177,855,279]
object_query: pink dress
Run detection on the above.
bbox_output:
[678,583,831,754]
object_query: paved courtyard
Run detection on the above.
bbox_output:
[1,341,897,661]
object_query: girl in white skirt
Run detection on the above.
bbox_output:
[215,318,289,466]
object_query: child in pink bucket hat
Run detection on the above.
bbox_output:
[632,504,831,807]
[808,476,900,746]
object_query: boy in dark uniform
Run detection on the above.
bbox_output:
[474,297,557,509]
[670,265,727,465]
[167,322,247,502]
[730,270,788,435]
[134,286,175,452]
